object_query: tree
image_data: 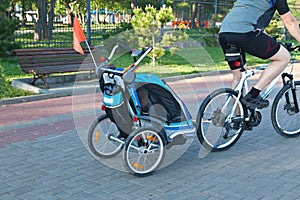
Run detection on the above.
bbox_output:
[0,0,19,56]
[265,0,298,40]
[91,0,130,24]
[127,5,188,66]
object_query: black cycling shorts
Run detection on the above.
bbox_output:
[219,31,281,70]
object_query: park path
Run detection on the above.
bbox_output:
[2,70,300,199]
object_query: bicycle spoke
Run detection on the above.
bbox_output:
[197,88,245,151]
[88,115,123,158]
[124,128,165,176]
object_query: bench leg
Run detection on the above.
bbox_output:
[32,74,49,88]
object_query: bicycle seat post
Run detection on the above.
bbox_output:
[240,56,246,72]
[238,47,246,72]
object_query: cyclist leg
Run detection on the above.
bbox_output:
[219,33,247,88]
[239,31,288,108]
[231,66,247,88]
[253,44,290,90]
[219,31,288,109]
[219,33,247,117]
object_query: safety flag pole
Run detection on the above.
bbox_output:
[84,40,97,68]
[73,17,97,68]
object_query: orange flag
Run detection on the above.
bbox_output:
[73,17,86,55]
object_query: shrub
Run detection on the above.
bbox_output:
[203,27,220,47]
[0,1,20,56]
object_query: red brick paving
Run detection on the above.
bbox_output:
[0,94,101,126]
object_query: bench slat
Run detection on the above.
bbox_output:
[13,48,91,55]
[16,54,86,60]
[22,64,95,74]
[18,58,88,66]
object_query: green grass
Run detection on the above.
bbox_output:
[108,48,213,77]
[1,57,29,80]
[105,46,271,78]
[0,58,33,99]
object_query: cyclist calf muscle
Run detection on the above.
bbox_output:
[231,68,244,88]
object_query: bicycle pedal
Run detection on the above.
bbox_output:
[245,127,253,131]
[245,123,253,131]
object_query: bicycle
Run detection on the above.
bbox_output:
[88,45,195,176]
[196,43,300,152]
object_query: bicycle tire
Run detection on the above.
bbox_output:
[196,88,246,151]
[88,114,123,158]
[271,81,300,137]
[123,126,165,177]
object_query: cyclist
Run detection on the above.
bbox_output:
[219,0,300,109]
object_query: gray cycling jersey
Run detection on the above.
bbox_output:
[220,0,276,33]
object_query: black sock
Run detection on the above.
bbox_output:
[249,87,260,98]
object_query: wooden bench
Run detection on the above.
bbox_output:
[13,48,96,87]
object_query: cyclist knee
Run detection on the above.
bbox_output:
[270,45,291,67]
[280,48,291,65]
[278,54,290,70]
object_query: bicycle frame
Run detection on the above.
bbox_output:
[222,65,269,122]
[224,60,300,124]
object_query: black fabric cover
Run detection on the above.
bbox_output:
[135,83,185,123]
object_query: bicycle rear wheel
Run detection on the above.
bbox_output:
[88,114,124,158]
[271,81,300,137]
[196,88,246,151]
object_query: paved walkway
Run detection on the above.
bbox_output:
[2,70,300,199]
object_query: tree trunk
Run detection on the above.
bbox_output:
[21,2,26,26]
[131,0,138,16]
[66,8,72,26]
[96,6,100,24]
[34,0,48,41]
[48,0,56,40]
[191,3,198,29]
[65,1,75,27]
[152,34,155,68]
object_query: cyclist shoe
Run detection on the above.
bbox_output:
[241,93,269,109]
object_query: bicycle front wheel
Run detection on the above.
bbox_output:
[88,114,124,158]
[271,81,300,137]
[196,88,246,151]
